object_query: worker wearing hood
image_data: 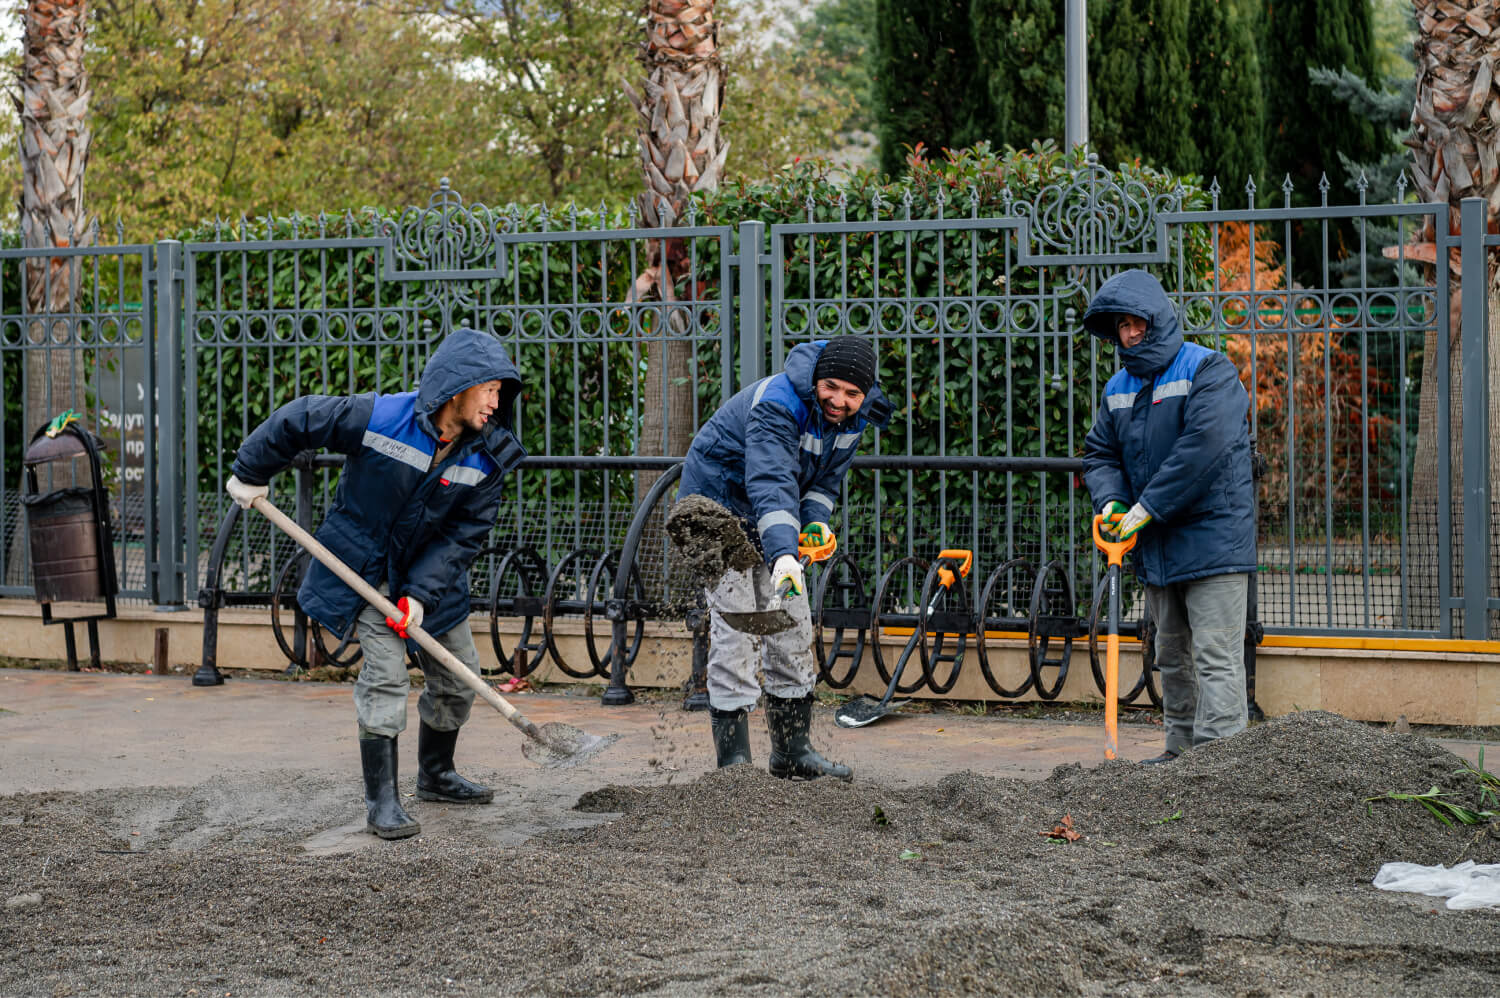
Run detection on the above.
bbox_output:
[228,327,525,838]
[1081,270,1253,764]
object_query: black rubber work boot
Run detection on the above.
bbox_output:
[1142,749,1181,765]
[766,694,853,782]
[709,707,752,767]
[359,735,421,839]
[415,722,495,804]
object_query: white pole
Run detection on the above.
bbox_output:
[1065,0,1089,151]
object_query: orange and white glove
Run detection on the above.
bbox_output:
[385,596,424,638]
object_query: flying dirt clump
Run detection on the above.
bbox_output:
[663,494,761,589]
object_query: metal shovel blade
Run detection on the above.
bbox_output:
[835,694,911,728]
[719,608,798,634]
[520,721,621,769]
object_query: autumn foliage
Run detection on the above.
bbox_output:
[1216,222,1396,510]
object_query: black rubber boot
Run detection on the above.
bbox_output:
[709,707,752,767]
[359,735,421,839]
[415,722,494,804]
[766,694,852,782]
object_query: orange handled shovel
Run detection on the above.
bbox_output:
[1092,513,1138,761]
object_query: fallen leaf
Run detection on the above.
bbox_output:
[899,848,921,860]
[1039,813,1082,843]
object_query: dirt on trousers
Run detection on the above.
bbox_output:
[1,710,1498,997]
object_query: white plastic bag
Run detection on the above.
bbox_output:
[1373,861,1500,910]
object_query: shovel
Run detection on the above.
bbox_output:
[1091,513,1138,761]
[836,550,972,728]
[250,496,617,768]
[718,532,839,635]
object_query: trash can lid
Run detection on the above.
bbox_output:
[23,428,100,466]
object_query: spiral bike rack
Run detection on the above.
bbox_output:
[812,551,871,689]
[269,549,362,671]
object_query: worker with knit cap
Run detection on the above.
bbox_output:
[677,336,892,780]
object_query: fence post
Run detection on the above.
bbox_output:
[737,221,765,389]
[152,239,185,607]
[1459,197,1490,640]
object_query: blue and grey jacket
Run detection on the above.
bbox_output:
[232,328,525,638]
[678,339,893,562]
[1081,270,1255,586]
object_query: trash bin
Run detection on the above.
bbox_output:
[22,412,117,669]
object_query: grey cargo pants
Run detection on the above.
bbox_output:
[353,586,480,738]
[705,563,817,711]
[1145,572,1249,754]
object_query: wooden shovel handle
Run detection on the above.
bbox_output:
[250,496,542,741]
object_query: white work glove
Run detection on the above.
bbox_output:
[1118,502,1152,540]
[225,474,268,510]
[385,596,424,638]
[770,554,807,598]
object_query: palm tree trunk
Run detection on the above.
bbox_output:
[625,0,729,493]
[18,0,92,443]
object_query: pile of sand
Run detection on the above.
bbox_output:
[2,711,1496,996]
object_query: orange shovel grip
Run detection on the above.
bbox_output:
[1091,513,1138,565]
[797,531,838,565]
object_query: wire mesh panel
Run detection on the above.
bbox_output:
[0,239,155,599]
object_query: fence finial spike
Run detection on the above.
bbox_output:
[1281,173,1295,195]
[1243,175,1257,197]
[1208,177,1222,197]
[1395,171,1409,202]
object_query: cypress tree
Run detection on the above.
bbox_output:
[970,0,1066,151]
[1187,0,1264,190]
[873,0,994,176]
[1260,0,1384,199]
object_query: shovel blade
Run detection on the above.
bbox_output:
[719,609,797,634]
[521,721,620,768]
[835,695,911,728]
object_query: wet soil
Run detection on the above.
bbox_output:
[3,710,1498,996]
[664,494,761,590]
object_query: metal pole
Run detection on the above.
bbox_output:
[1065,0,1089,150]
[737,221,765,389]
[152,239,185,607]
[1459,197,1490,639]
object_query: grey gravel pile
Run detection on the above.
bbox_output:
[2,711,1497,996]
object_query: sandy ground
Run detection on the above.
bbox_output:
[1,671,1498,996]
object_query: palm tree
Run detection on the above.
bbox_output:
[1406,0,1500,631]
[17,0,92,442]
[625,0,729,468]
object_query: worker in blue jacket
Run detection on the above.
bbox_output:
[678,336,892,780]
[1081,270,1255,764]
[225,328,525,838]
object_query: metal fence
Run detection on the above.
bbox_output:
[1,166,1494,639]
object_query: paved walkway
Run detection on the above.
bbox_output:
[3,668,1492,797]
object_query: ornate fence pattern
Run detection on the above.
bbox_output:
[0,168,1493,641]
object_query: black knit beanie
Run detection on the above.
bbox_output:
[812,336,876,394]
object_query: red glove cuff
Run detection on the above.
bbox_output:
[385,596,412,638]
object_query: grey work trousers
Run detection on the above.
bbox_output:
[352,587,480,738]
[705,564,817,712]
[1145,572,1249,754]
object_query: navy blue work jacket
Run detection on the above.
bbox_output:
[677,339,893,562]
[232,328,526,639]
[1081,270,1256,586]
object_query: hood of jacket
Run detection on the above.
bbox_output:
[415,327,522,445]
[1082,270,1183,378]
[787,339,894,430]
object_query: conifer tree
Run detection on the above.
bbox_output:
[873,0,994,176]
[1260,0,1385,198]
[1187,0,1264,189]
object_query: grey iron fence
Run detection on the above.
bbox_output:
[1,168,1494,640]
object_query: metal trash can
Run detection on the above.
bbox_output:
[22,412,117,669]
